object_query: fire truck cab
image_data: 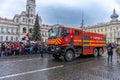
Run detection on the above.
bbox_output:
[47,25,106,61]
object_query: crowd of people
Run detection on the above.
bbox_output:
[1,40,120,63]
[0,41,47,57]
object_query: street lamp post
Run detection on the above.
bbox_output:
[27,6,30,46]
[80,11,84,54]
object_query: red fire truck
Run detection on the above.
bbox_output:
[47,25,106,61]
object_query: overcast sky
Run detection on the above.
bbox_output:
[0,0,120,27]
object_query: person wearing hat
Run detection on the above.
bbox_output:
[107,43,113,63]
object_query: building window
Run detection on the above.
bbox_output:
[23,18,25,22]
[0,36,3,41]
[110,33,112,37]
[11,28,13,34]
[6,28,9,33]
[6,36,8,41]
[16,37,18,41]
[1,28,4,33]
[16,28,19,34]
[31,14,33,17]
[110,27,112,30]
[98,29,99,32]
[16,19,19,23]
[11,36,13,41]
[116,27,119,30]
[94,30,96,32]
[32,20,34,23]
[26,18,27,23]
[29,19,31,23]
[105,28,107,31]
[101,29,103,32]
[23,27,26,33]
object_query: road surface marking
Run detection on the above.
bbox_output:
[0,65,64,79]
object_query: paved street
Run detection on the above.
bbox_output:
[0,49,120,80]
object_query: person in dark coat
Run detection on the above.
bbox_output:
[40,42,45,57]
[107,43,113,63]
[1,43,5,56]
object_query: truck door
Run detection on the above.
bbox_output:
[74,30,82,46]
[62,28,71,46]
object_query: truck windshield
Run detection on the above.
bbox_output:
[48,27,62,38]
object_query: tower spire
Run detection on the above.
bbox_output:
[110,9,119,22]
[80,11,84,29]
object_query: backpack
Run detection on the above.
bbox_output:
[108,46,111,52]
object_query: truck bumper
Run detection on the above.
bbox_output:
[47,45,63,55]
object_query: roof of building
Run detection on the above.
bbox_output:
[0,17,13,22]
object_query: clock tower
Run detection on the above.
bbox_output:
[26,0,36,17]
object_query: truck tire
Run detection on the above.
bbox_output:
[93,48,98,57]
[53,54,60,59]
[64,50,75,62]
[98,48,103,56]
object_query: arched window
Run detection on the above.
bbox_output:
[29,28,32,33]
[23,18,25,22]
[23,27,26,33]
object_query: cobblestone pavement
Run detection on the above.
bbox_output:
[0,49,120,80]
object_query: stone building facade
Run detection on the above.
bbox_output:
[0,0,51,42]
[85,9,120,44]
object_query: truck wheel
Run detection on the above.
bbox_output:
[53,54,60,59]
[93,48,98,57]
[64,50,74,62]
[99,48,103,56]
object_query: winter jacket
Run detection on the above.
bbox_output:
[107,44,113,55]
[116,46,120,54]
